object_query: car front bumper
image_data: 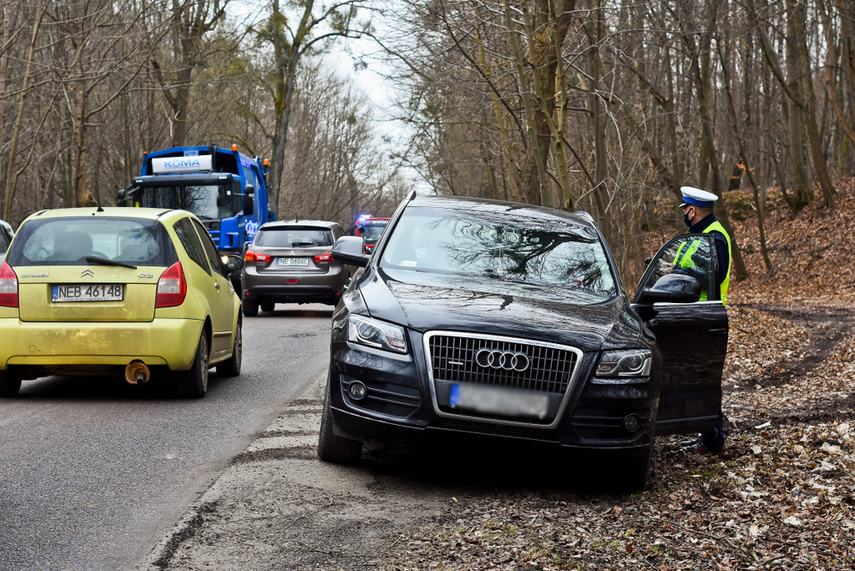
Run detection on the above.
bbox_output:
[327,332,660,452]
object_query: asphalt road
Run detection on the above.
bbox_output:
[0,304,334,571]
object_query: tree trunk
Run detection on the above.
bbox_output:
[4,5,45,219]
[682,0,748,281]
[791,0,836,206]
[589,0,611,243]
[268,0,315,215]
[717,38,774,274]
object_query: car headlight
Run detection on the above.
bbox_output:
[596,349,652,377]
[348,315,407,353]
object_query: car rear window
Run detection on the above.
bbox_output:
[380,207,617,298]
[6,216,176,267]
[254,227,334,248]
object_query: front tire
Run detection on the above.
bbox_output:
[0,370,21,397]
[317,388,362,464]
[179,332,209,398]
[217,317,242,377]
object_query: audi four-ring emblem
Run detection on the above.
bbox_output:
[475,348,530,372]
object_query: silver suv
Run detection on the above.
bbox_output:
[240,220,348,315]
[0,219,13,262]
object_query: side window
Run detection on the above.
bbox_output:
[634,234,717,302]
[174,217,211,275]
[192,219,225,276]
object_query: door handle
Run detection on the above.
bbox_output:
[709,327,727,335]
[214,282,221,290]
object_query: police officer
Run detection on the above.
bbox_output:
[677,186,732,453]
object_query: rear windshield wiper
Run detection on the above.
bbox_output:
[85,256,138,269]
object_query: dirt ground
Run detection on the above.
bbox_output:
[142,182,855,570]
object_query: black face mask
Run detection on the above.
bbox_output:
[683,212,691,227]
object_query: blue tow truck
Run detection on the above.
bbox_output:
[118,144,275,260]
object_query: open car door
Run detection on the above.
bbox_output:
[632,234,729,435]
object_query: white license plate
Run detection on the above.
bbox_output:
[449,384,549,418]
[276,257,309,266]
[52,284,124,302]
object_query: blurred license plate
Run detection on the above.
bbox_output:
[276,257,309,266]
[449,384,548,418]
[52,284,124,302]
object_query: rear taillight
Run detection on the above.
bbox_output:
[156,262,187,308]
[0,262,18,308]
[314,252,332,263]
[245,249,271,263]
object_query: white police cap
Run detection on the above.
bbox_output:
[679,186,718,208]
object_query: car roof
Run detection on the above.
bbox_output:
[259,220,340,230]
[405,194,599,229]
[21,206,191,224]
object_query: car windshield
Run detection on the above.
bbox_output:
[6,216,174,267]
[380,207,617,297]
[134,184,236,220]
[360,223,387,242]
[254,227,333,248]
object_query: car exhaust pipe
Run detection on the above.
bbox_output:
[125,361,150,385]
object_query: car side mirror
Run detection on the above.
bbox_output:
[241,194,254,216]
[224,254,244,275]
[636,273,701,304]
[332,236,370,267]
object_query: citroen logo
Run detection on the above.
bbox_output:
[81,268,94,278]
[475,348,530,372]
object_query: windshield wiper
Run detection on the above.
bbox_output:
[85,256,138,269]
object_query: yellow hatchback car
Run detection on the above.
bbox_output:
[0,207,243,398]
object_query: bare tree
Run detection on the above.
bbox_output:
[149,0,231,148]
[253,0,369,216]
[2,3,48,220]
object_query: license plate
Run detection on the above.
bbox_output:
[449,384,549,418]
[52,284,124,302]
[276,257,309,266]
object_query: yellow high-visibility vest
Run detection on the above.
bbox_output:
[674,221,732,305]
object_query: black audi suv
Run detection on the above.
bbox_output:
[318,193,728,490]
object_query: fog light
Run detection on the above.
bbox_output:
[348,381,368,400]
[623,414,641,432]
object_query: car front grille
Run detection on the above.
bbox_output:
[426,333,580,395]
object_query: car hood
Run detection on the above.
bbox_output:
[358,267,643,352]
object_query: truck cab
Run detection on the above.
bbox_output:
[118,145,275,258]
